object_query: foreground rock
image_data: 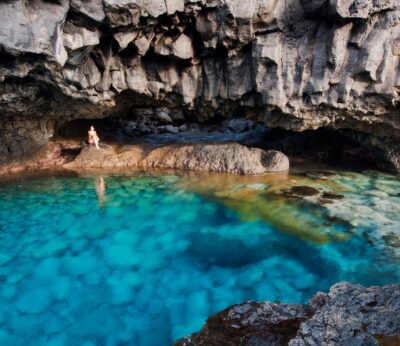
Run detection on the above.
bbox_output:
[0,0,399,170]
[65,143,289,175]
[175,282,400,346]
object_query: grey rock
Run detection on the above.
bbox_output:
[176,301,312,346]
[63,22,100,52]
[123,121,137,136]
[175,282,400,346]
[66,142,290,175]
[0,0,399,169]
[226,119,255,133]
[166,0,184,15]
[154,33,194,60]
[0,0,69,65]
[140,143,289,174]
[137,122,151,134]
[114,29,138,50]
[103,0,141,27]
[70,0,105,24]
[163,125,180,134]
[156,111,173,124]
[0,119,53,164]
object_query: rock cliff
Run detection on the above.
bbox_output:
[0,0,399,167]
[175,282,400,345]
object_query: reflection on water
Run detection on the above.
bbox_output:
[95,177,106,208]
[0,167,399,345]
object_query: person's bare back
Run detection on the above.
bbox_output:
[88,126,100,150]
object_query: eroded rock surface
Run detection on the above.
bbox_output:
[66,143,290,174]
[0,0,399,168]
[176,282,400,346]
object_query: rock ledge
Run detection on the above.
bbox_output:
[175,282,400,346]
[65,143,290,175]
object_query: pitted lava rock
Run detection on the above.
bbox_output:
[175,282,400,346]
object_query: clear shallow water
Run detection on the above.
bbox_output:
[0,169,399,345]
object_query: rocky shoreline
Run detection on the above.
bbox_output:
[1,116,395,177]
[65,143,289,175]
[176,282,400,346]
[0,139,290,177]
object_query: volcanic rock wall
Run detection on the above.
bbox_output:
[0,0,399,164]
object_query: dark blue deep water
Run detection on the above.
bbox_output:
[0,170,399,345]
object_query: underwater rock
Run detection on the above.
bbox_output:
[175,282,400,346]
[282,186,320,197]
[321,191,344,200]
[66,143,290,175]
[305,170,339,180]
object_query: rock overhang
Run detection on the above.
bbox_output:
[0,0,399,169]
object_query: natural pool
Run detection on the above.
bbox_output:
[0,168,399,345]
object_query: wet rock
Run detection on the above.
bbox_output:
[321,192,345,200]
[175,282,400,346]
[305,171,339,180]
[282,186,320,197]
[383,234,400,248]
[176,301,312,346]
[319,198,334,205]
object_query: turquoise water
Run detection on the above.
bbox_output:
[0,170,399,345]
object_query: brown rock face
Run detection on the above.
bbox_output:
[65,143,290,174]
[0,0,399,167]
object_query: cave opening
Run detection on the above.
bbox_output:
[52,108,383,172]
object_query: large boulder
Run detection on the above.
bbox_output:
[65,143,290,175]
[140,143,289,174]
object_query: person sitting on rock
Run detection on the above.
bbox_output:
[88,126,100,150]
